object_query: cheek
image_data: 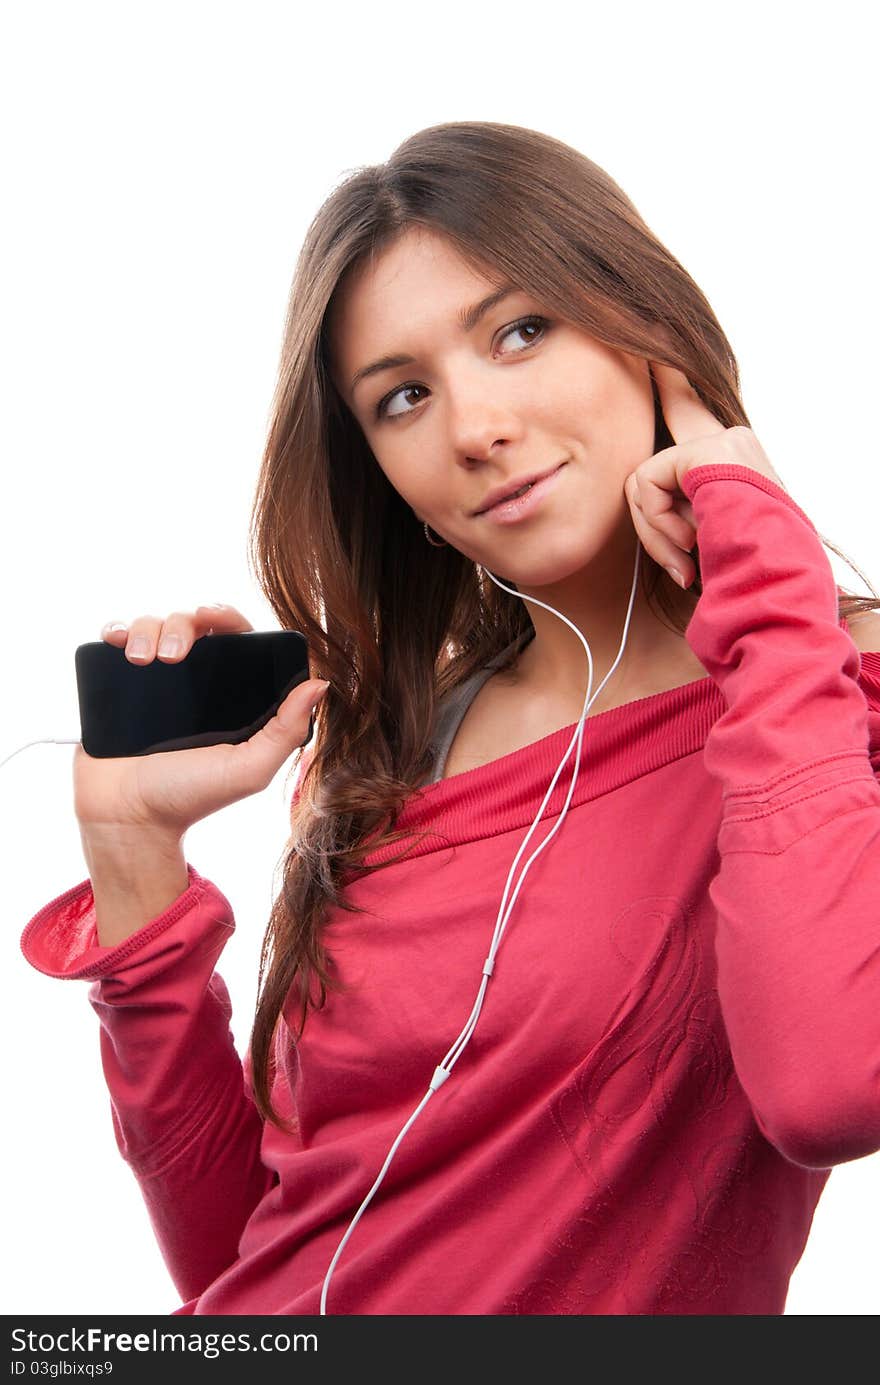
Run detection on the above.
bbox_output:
[370,446,434,515]
[548,368,618,454]
[365,436,402,488]
[557,361,655,465]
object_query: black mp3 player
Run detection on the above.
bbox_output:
[75,630,312,758]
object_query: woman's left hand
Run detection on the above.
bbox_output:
[624,362,786,589]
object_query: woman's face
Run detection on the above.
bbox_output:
[328,226,657,590]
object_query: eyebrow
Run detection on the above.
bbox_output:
[349,284,520,396]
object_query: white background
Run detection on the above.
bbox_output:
[1,0,877,1316]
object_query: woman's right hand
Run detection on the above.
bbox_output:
[73,604,329,842]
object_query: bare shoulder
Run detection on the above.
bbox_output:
[846,609,880,654]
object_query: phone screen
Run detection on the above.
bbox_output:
[74,630,311,758]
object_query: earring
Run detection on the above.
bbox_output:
[423,521,447,547]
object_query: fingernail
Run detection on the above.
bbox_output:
[128,636,150,659]
[669,568,687,589]
[103,622,128,635]
[158,635,183,657]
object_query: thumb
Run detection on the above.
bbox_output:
[275,678,331,735]
[242,678,330,783]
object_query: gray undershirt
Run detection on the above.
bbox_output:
[427,635,530,783]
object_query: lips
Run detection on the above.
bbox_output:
[474,461,567,515]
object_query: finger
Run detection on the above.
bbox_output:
[628,495,695,586]
[155,606,255,661]
[120,616,164,663]
[183,604,255,645]
[638,487,697,551]
[631,467,698,552]
[192,603,254,633]
[102,606,255,664]
[651,362,726,447]
[231,678,330,788]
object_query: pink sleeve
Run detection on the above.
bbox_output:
[681,461,880,1169]
[20,865,274,1301]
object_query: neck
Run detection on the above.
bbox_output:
[501,555,698,712]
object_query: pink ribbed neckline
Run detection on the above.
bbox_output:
[362,629,880,865]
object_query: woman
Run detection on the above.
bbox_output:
[22,121,880,1315]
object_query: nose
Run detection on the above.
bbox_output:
[444,365,524,463]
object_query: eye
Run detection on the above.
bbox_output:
[375,315,549,422]
[496,315,547,353]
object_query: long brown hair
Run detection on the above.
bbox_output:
[246,120,879,1130]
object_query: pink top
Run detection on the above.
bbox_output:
[21,464,880,1315]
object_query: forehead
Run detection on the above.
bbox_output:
[327,227,503,387]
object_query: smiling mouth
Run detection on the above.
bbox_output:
[501,480,535,502]
[476,462,567,514]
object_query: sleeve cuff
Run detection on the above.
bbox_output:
[20,864,233,980]
[681,462,817,534]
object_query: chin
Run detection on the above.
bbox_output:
[488,556,603,593]
[453,520,619,589]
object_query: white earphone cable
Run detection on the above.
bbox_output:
[319,538,642,1313]
[0,738,80,771]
